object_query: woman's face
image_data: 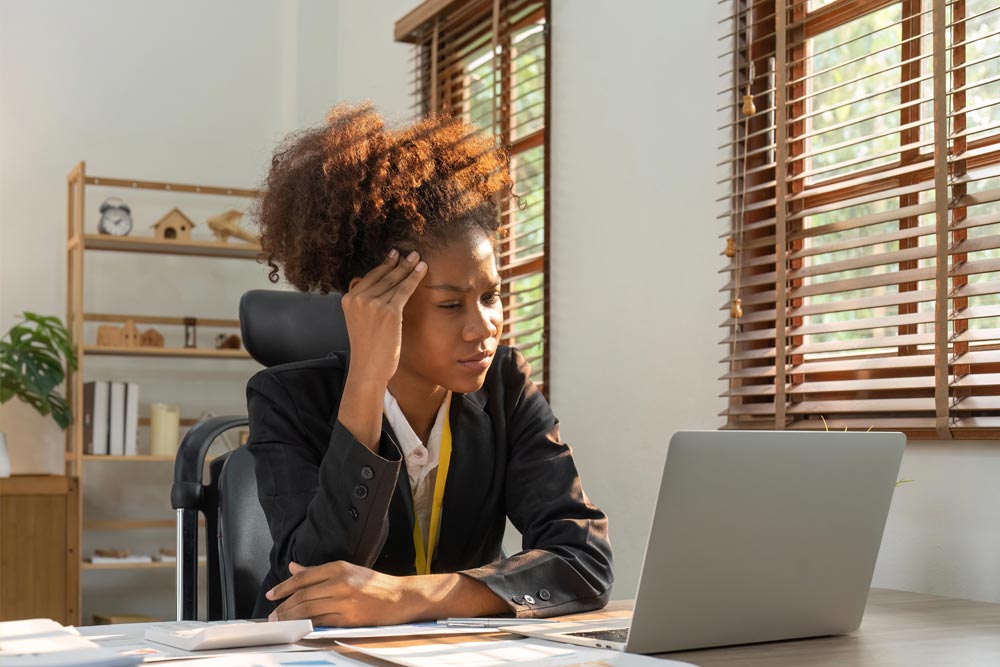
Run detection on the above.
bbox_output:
[397,229,503,394]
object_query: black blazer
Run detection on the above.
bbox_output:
[246,345,613,619]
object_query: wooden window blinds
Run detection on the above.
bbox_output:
[396,0,550,390]
[722,0,1000,439]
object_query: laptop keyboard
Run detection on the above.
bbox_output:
[566,628,630,643]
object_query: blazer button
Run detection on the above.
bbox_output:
[361,465,374,480]
[524,594,536,605]
[348,506,359,520]
[538,588,551,601]
[512,595,526,605]
[354,484,368,499]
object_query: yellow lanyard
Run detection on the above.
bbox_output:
[412,399,452,575]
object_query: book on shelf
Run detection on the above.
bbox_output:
[108,382,126,456]
[124,382,139,456]
[82,381,110,455]
[106,382,140,456]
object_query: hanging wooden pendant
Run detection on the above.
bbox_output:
[742,93,756,116]
[730,297,743,319]
[725,236,737,258]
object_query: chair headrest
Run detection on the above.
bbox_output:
[239,290,349,368]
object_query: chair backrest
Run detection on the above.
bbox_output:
[220,289,351,617]
[239,289,349,367]
[174,289,350,620]
[215,446,272,620]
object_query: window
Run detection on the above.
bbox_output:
[396,0,549,390]
[723,0,1000,438]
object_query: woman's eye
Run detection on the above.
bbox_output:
[482,292,500,305]
[439,302,460,310]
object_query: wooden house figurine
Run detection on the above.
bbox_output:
[121,319,141,347]
[153,208,196,241]
[97,325,123,347]
[140,328,164,347]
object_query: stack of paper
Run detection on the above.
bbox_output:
[0,618,140,667]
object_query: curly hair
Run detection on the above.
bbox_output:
[253,102,512,294]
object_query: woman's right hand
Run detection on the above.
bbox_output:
[336,249,426,451]
[341,249,427,384]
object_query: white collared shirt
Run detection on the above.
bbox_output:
[383,389,452,550]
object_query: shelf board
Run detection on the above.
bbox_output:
[81,455,175,462]
[80,233,261,259]
[83,344,251,359]
[83,174,259,198]
[77,454,217,462]
[138,416,201,427]
[84,519,174,530]
[82,560,206,571]
[84,312,240,328]
[84,518,205,530]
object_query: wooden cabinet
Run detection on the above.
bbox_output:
[0,475,79,624]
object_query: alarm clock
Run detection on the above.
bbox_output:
[98,198,133,236]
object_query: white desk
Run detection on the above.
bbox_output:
[78,589,1000,666]
[661,589,1000,666]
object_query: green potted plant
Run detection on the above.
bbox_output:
[0,312,77,477]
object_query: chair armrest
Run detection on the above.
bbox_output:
[171,415,249,510]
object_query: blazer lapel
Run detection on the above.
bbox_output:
[435,389,493,571]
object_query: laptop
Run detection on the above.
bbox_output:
[505,430,905,654]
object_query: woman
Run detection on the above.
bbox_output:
[247,102,612,626]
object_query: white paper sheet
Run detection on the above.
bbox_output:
[1,618,140,667]
[336,636,697,667]
[142,651,366,666]
[79,623,315,662]
[306,622,493,639]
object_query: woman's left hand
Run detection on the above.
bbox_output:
[266,561,417,626]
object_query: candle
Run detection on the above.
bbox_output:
[150,403,180,457]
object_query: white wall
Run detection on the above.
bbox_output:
[0,0,318,622]
[2,0,999,623]
[543,1,1000,606]
[547,0,728,598]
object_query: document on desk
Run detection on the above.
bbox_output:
[306,621,494,639]
[336,636,698,667]
[0,618,141,667]
[131,651,366,666]
[80,622,315,663]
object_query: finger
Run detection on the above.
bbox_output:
[266,563,325,600]
[271,595,345,622]
[348,249,400,294]
[312,613,346,628]
[272,578,341,616]
[270,597,320,621]
[360,250,421,299]
[385,261,427,307]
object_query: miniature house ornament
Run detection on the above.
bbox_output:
[152,208,196,241]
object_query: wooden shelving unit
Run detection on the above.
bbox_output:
[64,161,261,624]
[82,560,206,571]
[81,234,262,259]
[83,345,250,359]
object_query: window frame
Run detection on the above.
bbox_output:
[396,0,551,393]
[723,0,1000,439]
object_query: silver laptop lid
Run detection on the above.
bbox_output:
[626,430,905,654]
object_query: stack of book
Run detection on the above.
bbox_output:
[82,381,139,456]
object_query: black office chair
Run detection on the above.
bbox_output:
[170,289,348,620]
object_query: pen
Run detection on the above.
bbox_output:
[438,617,556,628]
